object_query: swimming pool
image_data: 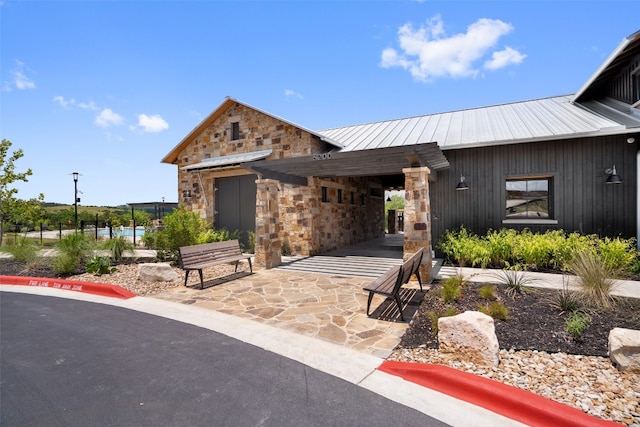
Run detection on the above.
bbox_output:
[97,227,145,237]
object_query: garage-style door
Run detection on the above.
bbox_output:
[214,174,257,248]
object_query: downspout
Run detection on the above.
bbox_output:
[637,149,639,249]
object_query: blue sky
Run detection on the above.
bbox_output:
[1,0,638,207]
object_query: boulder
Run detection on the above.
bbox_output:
[438,310,500,368]
[138,263,178,282]
[609,327,640,372]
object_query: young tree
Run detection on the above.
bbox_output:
[0,139,44,244]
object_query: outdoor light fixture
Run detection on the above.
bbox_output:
[605,165,622,184]
[183,189,192,198]
[627,137,636,144]
[386,195,391,202]
[456,174,469,191]
[72,172,80,231]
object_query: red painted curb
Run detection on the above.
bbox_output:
[379,361,622,427]
[0,275,137,299]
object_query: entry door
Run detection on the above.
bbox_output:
[215,174,257,248]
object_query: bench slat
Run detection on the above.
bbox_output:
[178,240,252,289]
[363,247,426,321]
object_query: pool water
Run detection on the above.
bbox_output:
[97,227,145,237]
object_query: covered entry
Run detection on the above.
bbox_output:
[245,142,450,279]
[215,174,257,248]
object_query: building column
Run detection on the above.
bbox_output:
[255,179,282,269]
[403,167,433,281]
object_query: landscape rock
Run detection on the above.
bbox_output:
[609,327,640,372]
[137,262,178,282]
[438,310,500,368]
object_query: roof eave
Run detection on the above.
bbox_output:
[161,97,342,165]
[573,29,640,103]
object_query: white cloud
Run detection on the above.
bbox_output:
[53,95,75,108]
[133,113,169,133]
[95,108,124,127]
[3,60,36,91]
[284,89,303,99]
[381,15,525,82]
[78,100,98,111]
[484,46,527,70]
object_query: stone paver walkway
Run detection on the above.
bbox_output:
[153,267,425,358]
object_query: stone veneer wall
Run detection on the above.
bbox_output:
[174,101,387,261]
[280,176,385,256]
[176,102,326,224]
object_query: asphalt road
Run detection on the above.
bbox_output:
[1,292,449,427]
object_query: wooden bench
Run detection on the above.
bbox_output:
[363,248,424,321]
[178,240,253,289]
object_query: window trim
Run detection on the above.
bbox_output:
[230,122,240,141]
[503,174,555,223]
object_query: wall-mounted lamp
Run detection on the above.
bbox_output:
[386,195,391,202]
[456,174,469,191]
[605,165,623,184]
[627,137,636,144]
[182,190,192,198]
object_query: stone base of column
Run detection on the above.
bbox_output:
[255,179,281,269]
[403,167,433,281]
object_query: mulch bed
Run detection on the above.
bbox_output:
[399,280,640,357]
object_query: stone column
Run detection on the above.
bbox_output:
[255,179,282,269]
[403,167,433,281]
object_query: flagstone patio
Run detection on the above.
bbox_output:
[152,267,425,358]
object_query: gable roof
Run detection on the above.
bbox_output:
[573,29,640,103]
[161,97,342,164]
[318,95,627,152]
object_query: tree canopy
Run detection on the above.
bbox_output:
[0,139,45,243]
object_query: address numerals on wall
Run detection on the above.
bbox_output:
[313,152,332,160]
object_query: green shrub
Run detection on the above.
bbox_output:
[478,301,509,320]
[478,284,497,301]
[486,228,516,267]
[438,228,637,276]
[596,237,637,276]
[86,255,116,275]
[547,283,583,315]
[569,250,617,309]
[53,233,93,274]
[198,228,239,244]
[101,235,134,261]
[440,275,466,303]
[146,206,210,261]
[3,236,40,263]
[491,268,535,298]
[565,312,590,340]
[53,253,80,275]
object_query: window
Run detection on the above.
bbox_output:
[505,177,552,219]
[231,122,240,141]
[321,186,328,202]
[337,189,343,204]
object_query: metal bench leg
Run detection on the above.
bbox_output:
[184,270,190,287]
[366,292,375,316]
[198,269,204,290]
[415,270,423,292]
[394,294,405,321]
[234,261,239,272]
[248,258,253,272]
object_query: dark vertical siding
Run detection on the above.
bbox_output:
[431,135,637,253]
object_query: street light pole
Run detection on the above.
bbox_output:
[72,172,79,231]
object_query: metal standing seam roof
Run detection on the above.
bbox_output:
[317,95,627,152]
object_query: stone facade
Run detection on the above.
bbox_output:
[403,167,433,280]
[173,101,388,267]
